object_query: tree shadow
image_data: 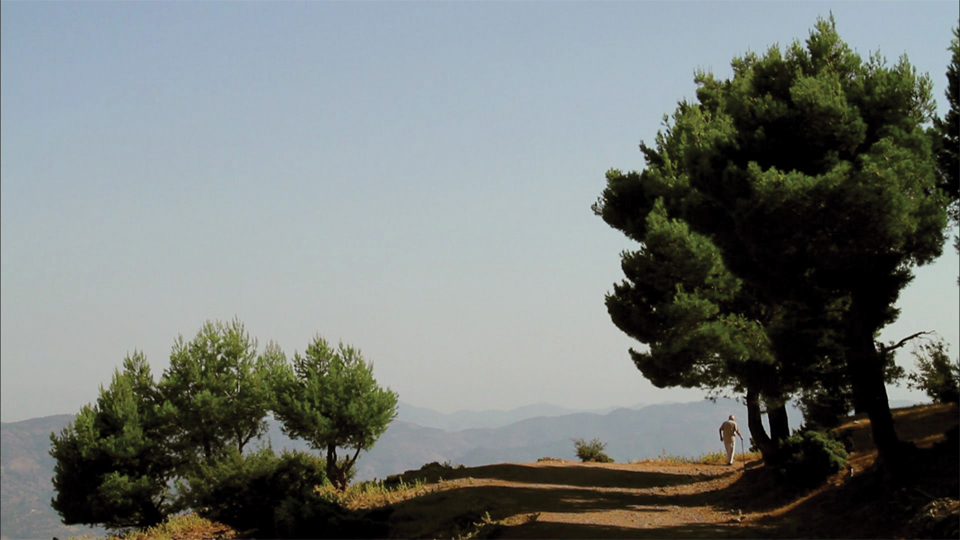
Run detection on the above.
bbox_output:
[380,404,959,539]
[489,519,774,539]
[385,474,750,539]
[396,462,720,490]
[382,461,795,538]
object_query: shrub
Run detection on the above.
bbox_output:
[907,339,960,404]
[572,438,614,463]
[183,448,391,539]
[773,431,848,489]
[181,448,328,536]
[797,384,852,430]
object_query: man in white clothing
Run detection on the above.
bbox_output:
[719,415,743,466]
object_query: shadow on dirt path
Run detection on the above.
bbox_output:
[494,520,772,539]
[384,461,761,538]
[405,461,718,490]
[377,403,958,539]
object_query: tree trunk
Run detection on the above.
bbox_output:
[326,445,345,491]
[766,400,791,442]
[845,303,910,475]
[746,388,776,459]
[139,500,165,529]
[852,385,868,414]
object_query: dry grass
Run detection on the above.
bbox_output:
[635,449,763,466]
[316,476,438,509]
[104,514,239,540]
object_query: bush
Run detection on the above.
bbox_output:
[183,448,391,539]
[181,448,327,536]
[907,339,960,404]
[572,438,614,463]
[773,431,848,489]
[797,384,853,430]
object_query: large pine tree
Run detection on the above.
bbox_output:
[594,17,948,470]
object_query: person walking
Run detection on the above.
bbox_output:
[719,415,743,466]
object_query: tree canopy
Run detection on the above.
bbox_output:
[50,320,397,531]
[273,335,399,490]
[160,319,283,467]
[50,353,176,529]
[936,25,959,254]
[593,17,949,466]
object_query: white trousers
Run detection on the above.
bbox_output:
[724,438,736,464]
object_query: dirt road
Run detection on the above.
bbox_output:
[372,403,958,539]
[383,459,777,538]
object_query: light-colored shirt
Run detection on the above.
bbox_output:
[720,420,742,441]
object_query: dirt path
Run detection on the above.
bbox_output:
[382,459,776,538]
[370,403,958,539]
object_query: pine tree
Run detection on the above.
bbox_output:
[907,338,960,403]
[159,319,284,468]
[594,16,948,470]
[935,25,959,255]
[273,335,398,490]
[50,352,176,529]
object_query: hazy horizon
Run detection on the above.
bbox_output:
[0,391,933,427]
[3,2,958,423]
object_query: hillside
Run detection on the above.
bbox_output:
[257,397,798,481]
[2,401,944,538]
[353,398,801,481]
[2,399,757,539]
[145,402,955,539]
[0,415,104,540]
[346,402,960,539]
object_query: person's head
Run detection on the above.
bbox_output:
[729,415,735,421]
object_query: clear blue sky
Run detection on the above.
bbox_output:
[2,1,957,423]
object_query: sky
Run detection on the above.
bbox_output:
[2,1,958,423]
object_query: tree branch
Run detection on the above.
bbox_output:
[346,446,363,471]
[878,331,934,353]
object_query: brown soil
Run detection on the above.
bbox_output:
[371,403,959,539]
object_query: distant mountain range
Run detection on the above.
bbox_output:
[1,414,105,540]
[394,401,636,432]
[1,398,924,539]
[353,398,779,482]
[235,398,803,481]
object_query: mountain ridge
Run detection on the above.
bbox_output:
[394,401,640,432]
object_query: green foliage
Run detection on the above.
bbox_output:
[907,339,960,403]
[160,319,285,467]
[50,352,176,529]
[50,321,398,533]
[797,376,854,430]
[935,26,959,235]
[273,335,398,490]
[572,438,614,463]
[182,447,342,538]
[181,446,392,539]
[593,16,948,464]
[773,431,849,489]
